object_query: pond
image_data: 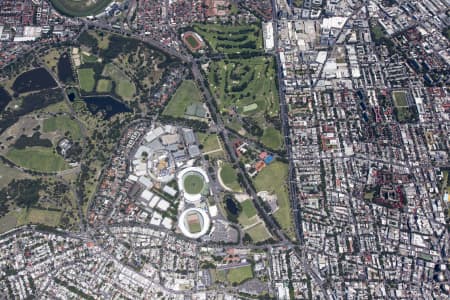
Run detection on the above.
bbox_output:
[0,86,12,112]
[82,96,131,119]
[225,196,239,216]
[57,52,75,84]
[12,67,57,94]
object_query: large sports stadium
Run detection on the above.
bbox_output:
[177,167,209,203]
[178,208,210,239]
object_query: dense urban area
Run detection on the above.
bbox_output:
[0,0,449,299]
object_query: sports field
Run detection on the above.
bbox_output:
[183,173,205,194]
[193,23,262,54]
[163,80,203,117]
[43,115,82,140]
[96,79,112,93]
[186,35,200,49]
[392,91,408,107]
[227,265,253,284]
[219,163,241,192]
[48,0,112,17]
[7,146,69,172]
[188,220,202,233]
[78,68,95,92]
[261,127,283,150]
[253,161,295,239]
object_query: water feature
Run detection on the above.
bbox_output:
[82,96,131,119]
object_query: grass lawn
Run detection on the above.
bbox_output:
[102,63,135,100]
[43,115,83,140]
[219,163,241,192]
[81,52,99,64]
[241,199,257,218]
[197,133,221,153]
[0,213,18,233]
[253,161,294,239]
[25,208,62,227]
[395,106,416,123]
[211,269,227,283]
[227,265,253,284]
[193,23,262,54]
[89,30,110,49]
[38,101,70,114]
[245,223,272,242]
[163,80,203,117]
[43,48,62,70]
[261,127,283,150]
[7,146,69,172]
[0,161,29,188]
[96,79,112,93]
[78,68,95,92]
[392,91,408,107]
[116,81,135,100]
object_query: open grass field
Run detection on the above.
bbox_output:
[0,207,62,233]
[227,265,253,284]
[102,63,135,100]
[245,222,271,242]
[0,213,18,233]
[48,0,112,17]
[43,48,62,71]
[26,208,62,226]
[197,133,221,153]
[253,161,294,239]
[208,57,279,124]
[261,127,283,150]
[78,68,95,92]
[163,80,203,117]
[7,146,69,172]
[0,161,29,188]
[96,79,112,93]
[210,269,227,283]
[392,91,408,107]
[241,199,257,218]
[43,115,83,141]
[219,163,241,192]
[193,23,262,54]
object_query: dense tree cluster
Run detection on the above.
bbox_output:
[14,132,52,149]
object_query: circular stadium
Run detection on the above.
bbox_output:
[178,208,210,239]
[147,149,176,183]
[177,167,209,202]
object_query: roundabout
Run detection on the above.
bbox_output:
[178,208,211,239]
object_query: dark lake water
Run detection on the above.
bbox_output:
[0,86,12,112]
[225,196,239,215]
[12,67,57,94]
[57,53,75,84]
[83,96,131,119]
